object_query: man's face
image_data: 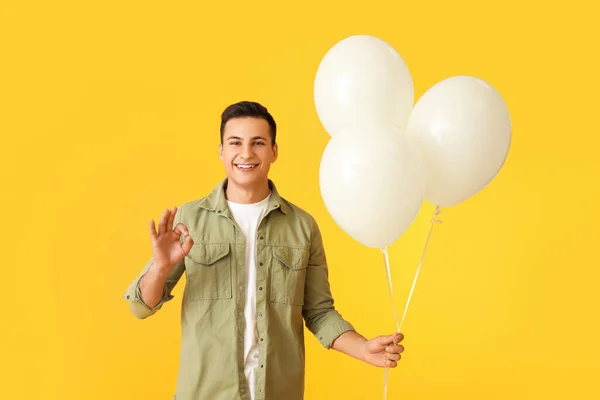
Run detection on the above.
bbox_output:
[219,117,278,189]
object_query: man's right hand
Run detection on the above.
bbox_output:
[149,206,194,273]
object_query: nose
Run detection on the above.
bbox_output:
[240,142,253,159]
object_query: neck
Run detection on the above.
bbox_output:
[225,179,271,204]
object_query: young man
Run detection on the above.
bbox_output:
[124,101,405,400]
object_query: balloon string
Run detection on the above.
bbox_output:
[382,246,400,332]
[381,246,398,400]
[399,206,441,330]
[381,206,442,400]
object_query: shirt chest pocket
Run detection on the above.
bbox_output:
[185,243,232,300]
[270,246,309,306]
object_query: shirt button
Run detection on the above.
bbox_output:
[261,364,264,368]
[126,295,130,299]
[259,313,263,317]
[259,235,264,240]
[259,286,263,291]
[217,210,222,214]
[260,338,264,342]
[259,262,263,266]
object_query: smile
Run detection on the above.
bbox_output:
[235,164,259,171]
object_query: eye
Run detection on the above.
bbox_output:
[254,141,265,146]
[229,141,240,146]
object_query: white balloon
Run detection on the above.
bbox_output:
[314,35,414,136]
[405,76,511,208]
[319,126,425,248]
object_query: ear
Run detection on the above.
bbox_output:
[272,143,278,163]
[219,143,224,162]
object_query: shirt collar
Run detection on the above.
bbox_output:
[198,178,288,216]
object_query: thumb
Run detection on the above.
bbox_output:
[182,232,194,256]
[367,334,396,351]
[377,334,397,346]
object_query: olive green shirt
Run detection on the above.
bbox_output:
[123,179,355,400]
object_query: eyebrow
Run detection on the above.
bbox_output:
[226,136,267,141]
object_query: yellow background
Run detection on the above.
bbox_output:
[2,0,598,398]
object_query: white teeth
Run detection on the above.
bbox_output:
[237,165,256,169]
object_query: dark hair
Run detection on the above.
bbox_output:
[220,101,277,145]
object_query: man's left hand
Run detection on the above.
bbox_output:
[360,332,405,368]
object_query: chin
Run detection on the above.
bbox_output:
[228,172,265,188]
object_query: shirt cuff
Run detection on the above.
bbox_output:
[123,273,173,316]
[315,320,356,349]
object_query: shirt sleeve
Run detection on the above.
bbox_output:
[123,206,186,319]
[302,216,355,349]
[123,257,185,319]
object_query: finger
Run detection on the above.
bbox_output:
[181,236,194,256]
[182,234,194,256]
[149,219,158,239]
[386,344,404,354]
[157,208,169,234]
[173,222,190,238]
[393,332,404,344]
[166,206,177,232]
[386,360,397,368]
[386,352,401,361]
[377,334,397,347]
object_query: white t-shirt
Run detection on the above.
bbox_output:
[226,192,271,400]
